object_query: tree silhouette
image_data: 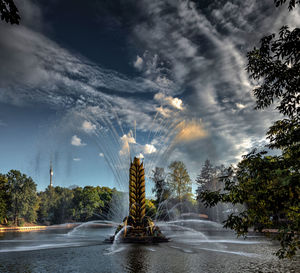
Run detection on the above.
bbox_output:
[0,0,20,24]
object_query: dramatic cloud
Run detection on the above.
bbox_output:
[82,120,96,133]
[133,55,144,70]
[156,106,172,118]
[1,0,299,190]
[143,144,157,154]
[119,131,136,155]
[71,135,86,146]
[174,120,207,143]
[154,93,184,110]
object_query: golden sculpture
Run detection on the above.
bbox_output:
[108,157,168,243]
[129,157,146,223]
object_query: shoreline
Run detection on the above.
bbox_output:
[0,225,47,232]
[0,222,115,233]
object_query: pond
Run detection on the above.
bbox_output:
[0,220,299,273]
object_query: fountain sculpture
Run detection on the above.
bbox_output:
[107,157,168,243]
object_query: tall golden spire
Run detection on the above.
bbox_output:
[129,157,146,224]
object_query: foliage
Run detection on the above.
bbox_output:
[6,170,38,225]
[247,26,300,120]
[200,152,299,258]
[145,199,157,218]
[201,2,300,258]
[0,174,9,224]
[151,167,170,219]
[72,186,104,222]
[0,0,20,24]
[195,160,230,221]
[273,0,300,10]
[167,161,192,201]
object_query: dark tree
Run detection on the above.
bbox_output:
[200,1,300,258]
[274,0,300,10]
[151,167,170,219]
[0,0,20,24]
[0,174,9,224]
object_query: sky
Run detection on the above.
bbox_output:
[0,0,299,194]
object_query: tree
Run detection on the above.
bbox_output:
[151,167,170,219]
[167,161,191,202]
[72,186,104,221]
[196,160,228,221]
[6,170,38,225]
[145,199,157,218]
[0,0,20,24]
[200,1,300,258]
[0,174,9,224]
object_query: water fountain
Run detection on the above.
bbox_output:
[106,157,168,243]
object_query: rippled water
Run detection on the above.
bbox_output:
[0,220,299,273]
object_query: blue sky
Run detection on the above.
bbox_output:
[0,0,299,194]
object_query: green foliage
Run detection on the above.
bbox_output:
[6,170,38,225]
[72,186,104,221]
[145,199,157,218]
[0,0,20,24]
[0,170,122,226]
[151,167,170,219]
[247,26,300,120]
[0,174,9,224]
[200,152,300,258]
[201,2,300,259]
[168,161,192,201]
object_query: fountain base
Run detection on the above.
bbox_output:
[105,216,169,244]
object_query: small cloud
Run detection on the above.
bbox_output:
[154,92,184,110]
[174,120,207,143]
[73,158,81,161]
[99,153,104,157]
[143,144,157,154]
[236,103,246,109]
[71,135,86,146]
[136,153,144,159]
[133,55,144,70]
[156,106,172,117]
[119,131,136,155]
[82,120,96,133]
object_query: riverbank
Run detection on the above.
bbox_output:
[0,221,115,233]
[0,225,47,232]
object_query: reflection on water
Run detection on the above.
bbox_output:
[0,220,299,273]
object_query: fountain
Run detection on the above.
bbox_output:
[106,157,168,243]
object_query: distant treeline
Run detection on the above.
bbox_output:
[0,170,158,226]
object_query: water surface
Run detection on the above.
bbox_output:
[0,220,299,273]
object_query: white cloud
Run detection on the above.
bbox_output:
[156,106,172,117]
[154,92,184,110]
[82,120,96,133]
[73,158,81,161]
[143,144,157,154]
[119,131,136,155]
[133,55,144,70]
[236,103,246,109]
[71,135,86,146]
[99,152,104,157]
